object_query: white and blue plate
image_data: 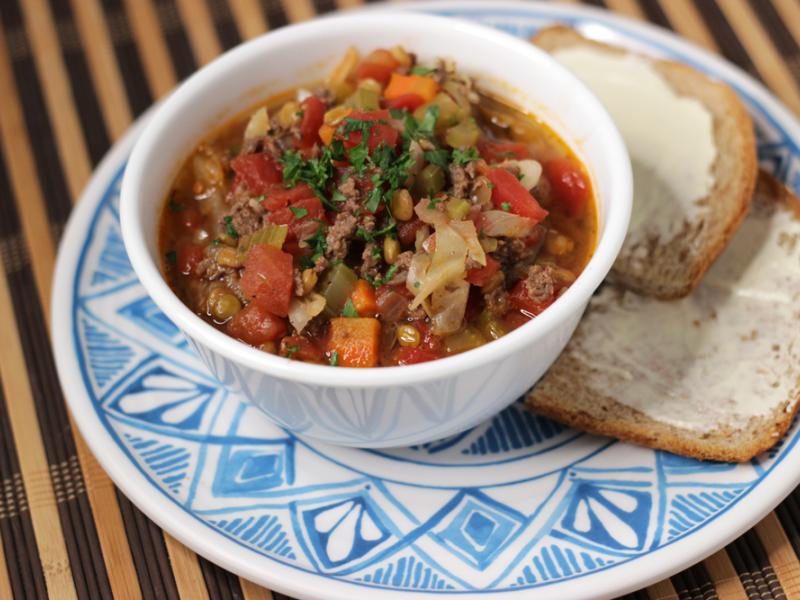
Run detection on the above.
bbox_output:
[52,2,800,599]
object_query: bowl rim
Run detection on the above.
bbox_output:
[120,10,632,388]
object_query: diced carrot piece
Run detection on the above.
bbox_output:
[350,279,378,316]
[326,317,381,368]
[384,73,439,103]
[318,123,336,145]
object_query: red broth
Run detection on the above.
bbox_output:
[158,46,597,367]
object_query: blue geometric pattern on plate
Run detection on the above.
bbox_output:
[68,7,800,593]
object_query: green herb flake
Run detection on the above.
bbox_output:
[365,264,400,287]
[423,148,450,170]
[223,215,239,239]
[417,105,440,139]
[342,298,359,318]
[289,206,309,219]
[332,190,346,203]
[168,198,184,212]
[285,344,300,358]
[426,196,446,210]
[452,147,480,166]
[300,224,327,270]
[389,108,407,120]
[365,187,383,213]
[410,65,435,76]
[295,110,304,119]
[165,250,177,265]
[329,351,339,366]
[501,202,511,212]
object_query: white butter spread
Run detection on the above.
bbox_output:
[552,48,717,248]
[565,184,800,432]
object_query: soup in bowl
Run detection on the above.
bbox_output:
[121,13,631,447]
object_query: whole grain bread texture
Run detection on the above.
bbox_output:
[526,172,800,463]
[532,25,758,299]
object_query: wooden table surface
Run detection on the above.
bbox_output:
[1,0,800,598]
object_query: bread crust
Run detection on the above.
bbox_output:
[526,172,800,462]
[532,25,758,299]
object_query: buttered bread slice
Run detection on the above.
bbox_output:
[533,26,757,299]
[527,172,800,462]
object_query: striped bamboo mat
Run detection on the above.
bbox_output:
[1,0,800,598]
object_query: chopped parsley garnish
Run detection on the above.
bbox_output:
[300,224,327,270]
[370,245,382,259]
[295,110,304,119]
[389,108,407,120]
[356,221,397,242]
[342,299,359,318]
[223,216,239,239]
[501,202,511,212]
[452,147,480,165]
[329,351,339,366]
[280,147,339,209]
[289,206,309,219]
[168,199,184,212]
[165,250,177,265]
[423,148,450,170]
[331,190,346,203]
[410,65,435,75]
[365,264,400,287]
[365,187,383,213]
[427,196,446,210]
[284,344,300,358]
[417,105,440,139]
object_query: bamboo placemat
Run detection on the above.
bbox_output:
[1,0,799,598]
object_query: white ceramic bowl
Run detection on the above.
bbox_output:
[120,11,631,448]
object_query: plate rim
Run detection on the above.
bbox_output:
[51,2,800,599]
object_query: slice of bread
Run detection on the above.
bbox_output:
[533,25,758,299]
[526,172,800,463]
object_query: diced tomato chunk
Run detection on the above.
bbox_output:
[544,157,589,217]
[390,346,440,366]
[226,302,286,346]
[279,335,324,363]
[176,243,204,276]
[355,49,398,86]
[383,93,426,112]
[230,154,282,195]
[340,110,399,153]
[478,140,529,163]
[299,96,326,149]
[486,167,548,223]
[266,196,325,241]
[466,256,500,287]
[240,244,294,317]
[260,183,315,211]
[508,280,555,317]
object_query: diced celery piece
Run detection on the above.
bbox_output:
[446,198,471,220]
[445,118,481,148]
[416,164,445,197]
[320,262,358,317]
